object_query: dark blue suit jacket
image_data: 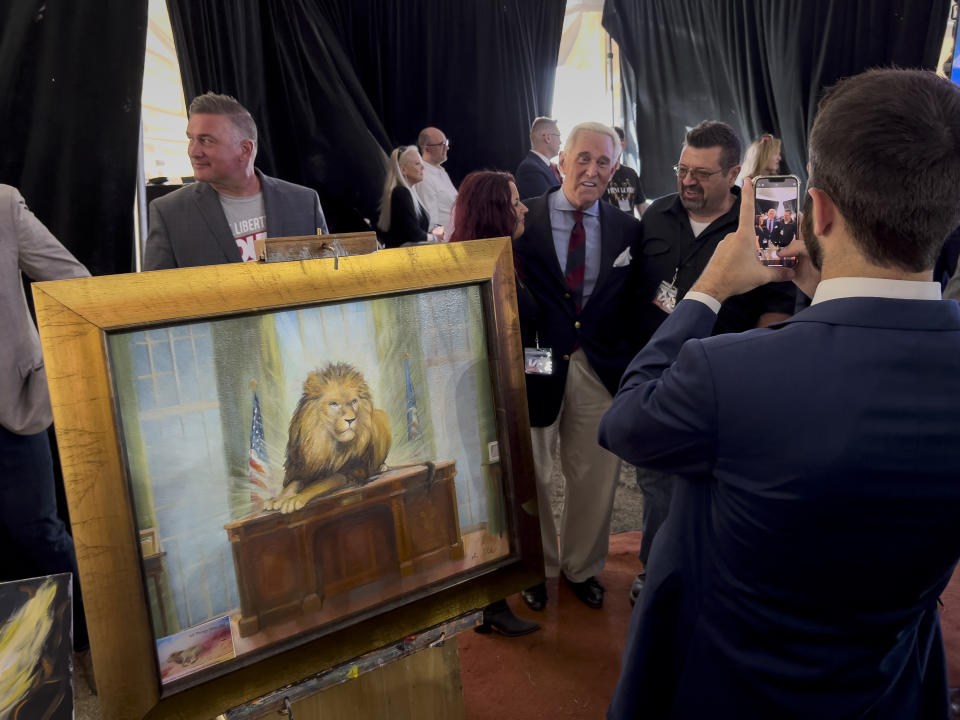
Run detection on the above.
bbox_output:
[515,151,560,201]
[514,188,642,427]
[600,296,960,719]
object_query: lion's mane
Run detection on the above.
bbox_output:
[283,362,391,490]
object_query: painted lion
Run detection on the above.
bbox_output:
[265,363,392,514]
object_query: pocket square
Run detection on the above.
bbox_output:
[613,247,633,267]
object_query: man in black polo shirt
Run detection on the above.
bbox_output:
[629,121,795,602]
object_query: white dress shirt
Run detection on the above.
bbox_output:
[419,162,458,229]
[687,276,942,316]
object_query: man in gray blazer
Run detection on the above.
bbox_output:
[0,184,90,649]
[144,92,328,270]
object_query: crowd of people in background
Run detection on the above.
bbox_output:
[6,67,960,717]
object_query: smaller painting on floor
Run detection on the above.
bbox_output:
[0,573,74,720]
[157,614,236,683]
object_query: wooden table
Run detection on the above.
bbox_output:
[225,461,463,637]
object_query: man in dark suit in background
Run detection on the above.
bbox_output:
[144,92,327,270]
[515,117,563,201]
[513,122,642,611]
[627,121,795,605]
[601,68,960,719]
[776,209,796,247]
[758,207,778,247]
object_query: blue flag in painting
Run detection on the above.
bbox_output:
[404,354,422,441]
[249,391,271,503]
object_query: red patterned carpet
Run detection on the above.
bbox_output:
[459,533,960,720]
[941,563,960,688]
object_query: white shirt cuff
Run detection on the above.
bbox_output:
[683,291,721,314]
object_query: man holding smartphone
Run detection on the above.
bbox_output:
[628,121,796,604]
[602,68,960,719]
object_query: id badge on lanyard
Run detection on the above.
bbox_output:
[653,268,679,314]
[524,332,554,375]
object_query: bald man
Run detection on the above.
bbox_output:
[417,126,457,230]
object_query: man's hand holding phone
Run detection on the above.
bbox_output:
[777,231,820,299]
[690,177,795,303]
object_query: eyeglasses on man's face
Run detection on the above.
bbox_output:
[426,139,450,148]
[673,164,725,182]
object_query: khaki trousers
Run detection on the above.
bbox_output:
[530,349,620,583]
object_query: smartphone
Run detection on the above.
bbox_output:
[753,175,801,267]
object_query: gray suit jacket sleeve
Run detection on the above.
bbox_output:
[1,185,90,434]
[262,173,329,237]
[312,188,329,235]
[4,187,90,283]
[144,198,176,270]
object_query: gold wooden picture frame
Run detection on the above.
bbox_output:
[33,238,542,719]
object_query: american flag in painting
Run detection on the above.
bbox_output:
[249,390,271,503]
[404,353,422,442]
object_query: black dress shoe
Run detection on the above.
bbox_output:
[474,599,541,637]
[562,573,604,609]
[520,582,547,611]
[629,572,646,606]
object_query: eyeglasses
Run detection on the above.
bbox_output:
[673,164,725,182]
[425,139,450,148]
[545,133,562,139]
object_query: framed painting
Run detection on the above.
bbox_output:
[33,237,542,719]
[0,573,74,720]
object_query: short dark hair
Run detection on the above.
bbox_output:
[809,68,960,271]
[684,121,741,171]
[449,171,517,243]
[188,91,258,146]
[613,126,625,142]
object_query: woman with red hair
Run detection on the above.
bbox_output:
[448,170,527,243]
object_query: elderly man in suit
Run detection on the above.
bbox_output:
[601,68,960,719]
[513,122,642,611]
[144,92,328,270]
[776,208,797,247]
[758,207,778,248]
[515,117,563,201]
[0,185,90,650]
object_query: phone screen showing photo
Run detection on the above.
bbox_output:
[753,175,800,267]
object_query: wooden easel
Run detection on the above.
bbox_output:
[222,614,474,720]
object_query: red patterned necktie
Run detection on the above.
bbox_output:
[566,210,585,312]
[551,162,562,183]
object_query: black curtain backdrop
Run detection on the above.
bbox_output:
[0,1,148,275]
[167,0,392,231]
[604,0,951,199]
[166,0,565,230]
[314,0,565,185]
